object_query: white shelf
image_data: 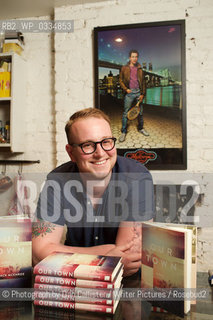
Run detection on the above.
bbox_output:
[0,97,11,101]
[0,143,11,147]
[0,53,26,152]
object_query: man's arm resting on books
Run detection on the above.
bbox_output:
[32,220,130,265]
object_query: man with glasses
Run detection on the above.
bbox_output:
[33,108,154,276]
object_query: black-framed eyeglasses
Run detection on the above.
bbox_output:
[70,137,117,154]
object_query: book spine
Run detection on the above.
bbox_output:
[35,275,115,288]
[33,265,77,278]
[34,283,75,293]
[34,290,113,305]
[34,299,75,309]
[35,275,76,286]
[34,290,74,302]
[34,284,114,299]
[34,300,114,313]
[34,267,112,282]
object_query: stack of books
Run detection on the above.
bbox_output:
[33,252,123,314]
[0,215,32,288]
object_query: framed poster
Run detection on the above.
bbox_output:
[94,20,186,170]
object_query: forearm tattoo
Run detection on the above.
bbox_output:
[32,219,56,238]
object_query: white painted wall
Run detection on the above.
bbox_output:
[24,19,56,172]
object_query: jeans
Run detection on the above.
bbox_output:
[121,89,143,134]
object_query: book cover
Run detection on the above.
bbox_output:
[0,72,11,97]
[34,252,122,282]
[154,222,197,304]
[0,242,31,279]
[141,222,192,317]
[34,299,120,314]
[34,267,123,289]
[0,215,32,288]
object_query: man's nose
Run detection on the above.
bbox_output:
[94,142,105,155]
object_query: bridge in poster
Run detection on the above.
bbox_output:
[98,60,165,83]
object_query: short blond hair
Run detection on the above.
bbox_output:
[65,108,111,144]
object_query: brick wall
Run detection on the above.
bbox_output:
[24,18,56,172]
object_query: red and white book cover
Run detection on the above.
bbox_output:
[0,216,32,288]
[33,252,122,282]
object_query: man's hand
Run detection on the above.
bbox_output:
[126,89,132,94]
[122,251,141,277]
[106,242,141,277]
[139,94,144,103]
[106,241,133,257]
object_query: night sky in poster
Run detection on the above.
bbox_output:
[98,25,181,80]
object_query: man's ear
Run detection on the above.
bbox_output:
[65,144,76,162]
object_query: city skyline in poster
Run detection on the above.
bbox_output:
[98,24,181,82]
